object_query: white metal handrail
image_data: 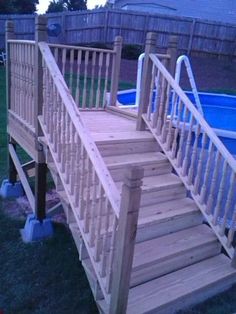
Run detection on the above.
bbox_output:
[174,55,203,115]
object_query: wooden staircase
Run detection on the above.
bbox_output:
[44,128,236,314]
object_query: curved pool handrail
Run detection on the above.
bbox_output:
[135,53,145,107]
[174,55,203,115]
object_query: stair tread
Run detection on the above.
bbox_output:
[127,254,236,314]
[138,197,199,222]
[104,151,168,168]
[92,131,155,144]
[99,255,236,313]
[133,224,217,271]
[116,173,183,192]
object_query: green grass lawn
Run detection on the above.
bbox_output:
[0,65,236,314]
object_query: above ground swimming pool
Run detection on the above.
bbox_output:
[117,90,236,155]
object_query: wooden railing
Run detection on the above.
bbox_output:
[48,38,122,109]
[138,47,236,263]
[38,41,143,311]
[8,40,36,131]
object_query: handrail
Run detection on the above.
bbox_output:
[144,53,236,260]
[174,55,203,115]
[149,53,236,172]
[48,42,115,54]
[39,41,120,217]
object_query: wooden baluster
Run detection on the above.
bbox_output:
[74,134,81,209]
[26,44,30,124]
[160,82,171,143]
[171,100,183,159]
[19,44,24,120]
[151,69,160,126]
[47,73,53,138]
[60,104,66,173]
[52,84,58,152]
[227,204,236,248]
[187,122,201,185]
[212,161,228,225]
[65,112,71,184]
[78,145,86,219]
[54,47,59,64]
[70,124,76,195]
[148,64,156,124]
[75,50,82,106]
[89,168,97,246]
[94,183,104,261]
[9,44,14,112]
[100,198,111,277]
[89,51,96,108]
[30,45,34,126]
[84,157,92,233]
[220,172,235,236]
[176,105,189,167]
[82,51,89,108]
[22,44,26,122]
[166,85,178,151]
[42,60,46,123]
[96,52,104,108]
[69,49,74,95]
[56,93,62,162]
[193,132,208,195]
[206,151,221,215]
[181,112,194,176]
[156,73,166,135]
[106,215,118,293]
[199,141,214,204]
[62,48,67,78]
[102,52,111,107]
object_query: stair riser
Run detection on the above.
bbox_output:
[98,141,161,157]
[140,186,186,207]
[136,211,203,242]
[130,241,221,288]
[109,163,172,182]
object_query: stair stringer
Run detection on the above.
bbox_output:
[143,115,234,259]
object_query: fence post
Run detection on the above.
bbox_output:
[34,15,48,221]
[136,32,157,131]
[109,165,144,314]
[167,35,178,77]
[109,35,122,106]
[5,21,18,184]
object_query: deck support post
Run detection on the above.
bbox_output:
[136,32,157,131]
[167,35,178,77]
[109,166,144,314]
[109,36,123,107]
[0,21,24,198]
[20,15,53,242]
[34,15,48,222]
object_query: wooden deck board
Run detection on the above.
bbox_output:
[80,110,137,134]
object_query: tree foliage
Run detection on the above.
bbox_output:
[46,0,87,13]
[0,0,38,14]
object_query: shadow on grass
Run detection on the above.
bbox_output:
[0,201,98,314]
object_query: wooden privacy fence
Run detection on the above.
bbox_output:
[0,9,236,58]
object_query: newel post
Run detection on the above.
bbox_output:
[109,36,123,106]
[167,35,178,77]
[109,165,144,314]
[136,32,157,131]
[34,15,48,221]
